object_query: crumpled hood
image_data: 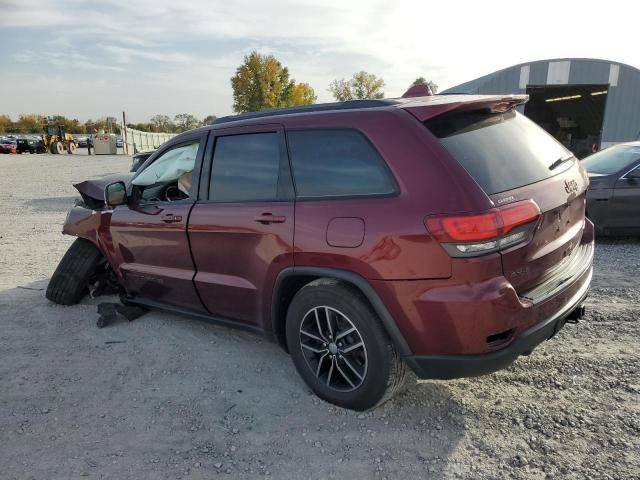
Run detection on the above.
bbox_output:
[73,173,132,207]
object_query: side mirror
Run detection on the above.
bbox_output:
[104,181,127,207]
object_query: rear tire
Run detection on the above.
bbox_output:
[46,238,103,305]
[286,279,410,411]
[68,143,77,154]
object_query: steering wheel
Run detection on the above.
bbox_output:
[164,184,187,202]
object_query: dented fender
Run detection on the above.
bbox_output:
[63,206,122,279]
[73,173,132,209]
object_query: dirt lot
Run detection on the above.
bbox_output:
[1,153,639,480]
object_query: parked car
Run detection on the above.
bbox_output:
[0,138,17,154]
[130,150,155,172]
[46,94,593,410]
[76,137,89,148]
[583,142,640,235]
[17,138,45,154]
[116,137,124,148]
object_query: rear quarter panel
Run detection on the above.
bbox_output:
[283,109,492,280]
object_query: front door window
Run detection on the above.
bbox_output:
[132,141,199,202]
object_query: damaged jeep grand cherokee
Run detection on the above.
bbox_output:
[48,92,593,411]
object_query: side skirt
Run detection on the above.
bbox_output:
[122,295,276,341]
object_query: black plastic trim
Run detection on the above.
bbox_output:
[123,295,274,340]
[213,99,400,125]
[272,267,412,356]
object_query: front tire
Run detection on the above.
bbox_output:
[46,238,104,305]
[286,279,410,411]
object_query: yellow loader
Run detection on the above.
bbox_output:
[42,125,77,154]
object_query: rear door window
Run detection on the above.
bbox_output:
[287,129,395,198]
[425,110,571,194]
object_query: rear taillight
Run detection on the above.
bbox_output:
[425,200,541,257]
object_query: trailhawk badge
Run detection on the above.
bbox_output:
[564,179,579,194]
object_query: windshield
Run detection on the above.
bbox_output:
[425,110,571,195]
[581,145,640,175]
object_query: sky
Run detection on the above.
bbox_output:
[0,0,638,123]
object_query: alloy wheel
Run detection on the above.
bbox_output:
[298,306,368,392]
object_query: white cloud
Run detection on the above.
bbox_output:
[1,0,638,121]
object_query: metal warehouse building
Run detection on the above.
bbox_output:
[443,58,640,158]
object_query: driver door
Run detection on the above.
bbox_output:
[109,132,208,312]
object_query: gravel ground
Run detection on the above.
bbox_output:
[1,153,638,480]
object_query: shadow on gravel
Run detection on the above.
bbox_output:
[595,235,640,245]
[0,279,464,478]
[29,196,79,212]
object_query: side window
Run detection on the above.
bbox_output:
[132,140,200,201]
[209,132,284,202]
[287,129,395,198]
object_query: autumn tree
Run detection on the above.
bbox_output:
[412,77,439,94]
[289,83,317,106]
[0,115,12,134]
[329,71,385,101]
[231,51,317,113]
[15,114,47,133]
[85,118,114,134]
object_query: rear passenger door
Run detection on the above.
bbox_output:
[286,128,400,277]
[188,125,295,327]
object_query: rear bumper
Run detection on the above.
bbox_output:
[404,266,592,379]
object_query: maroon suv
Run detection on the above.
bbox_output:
[47,93,593,410]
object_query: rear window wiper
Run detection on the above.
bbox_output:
[548,154,574,171]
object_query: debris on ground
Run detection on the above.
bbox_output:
[96,302,148,328]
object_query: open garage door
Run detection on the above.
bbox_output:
[524,84,608,158]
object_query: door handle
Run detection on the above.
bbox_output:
[254,213,286,224]
[162,214,183,223]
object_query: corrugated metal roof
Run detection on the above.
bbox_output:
[442,58,640,143]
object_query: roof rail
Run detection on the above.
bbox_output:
[212,99,400,125]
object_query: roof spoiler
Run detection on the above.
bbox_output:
[402,94,529,122]
[402,84,433,98]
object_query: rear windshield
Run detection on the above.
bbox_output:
[581,145,640,175]
[425,110,571,195]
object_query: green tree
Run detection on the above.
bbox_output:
[202,115,217,125]
[411,77,438,93]
[329,71,385,101]
[150,114,174,132]
[173,113,201,132]
[0,115,12,134]
[231,51,316,113]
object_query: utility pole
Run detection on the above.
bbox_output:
[122,111,128,155]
